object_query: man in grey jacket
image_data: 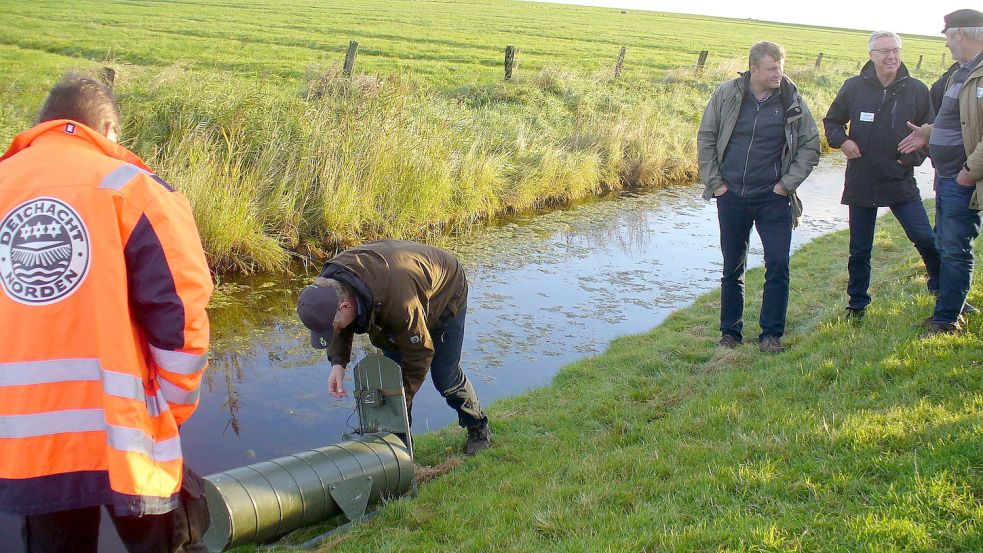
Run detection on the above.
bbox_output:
[698,41,821,353]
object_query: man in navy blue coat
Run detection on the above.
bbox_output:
[823,31,940,318]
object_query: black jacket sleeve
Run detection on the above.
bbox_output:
[823,80,852,149]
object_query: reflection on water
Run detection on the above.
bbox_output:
[0,155,938,551]
[181,155,936,474]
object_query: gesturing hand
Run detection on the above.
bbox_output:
[898,121,928,154]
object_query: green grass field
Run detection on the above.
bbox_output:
[3,5,979,549]
[264,205,980,553]
[0,0,948,86]
[0,1,952,272]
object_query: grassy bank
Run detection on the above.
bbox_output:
[0,1,950,272]
[117,64,713,272]
[263,204,980,552]
[0,58,839,273]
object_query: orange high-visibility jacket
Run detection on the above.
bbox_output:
[0,120,213,516]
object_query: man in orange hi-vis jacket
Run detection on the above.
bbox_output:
[0,74,213,552]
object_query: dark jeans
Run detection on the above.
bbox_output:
[21,467,210,553]
[932,176,982,324]
[847,200,941,309]
[716,190,793,342]
[383,306,487,429]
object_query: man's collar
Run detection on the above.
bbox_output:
[962,49,983,70]
[1,119,147,168]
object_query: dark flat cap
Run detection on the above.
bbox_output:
[297,282,339,349]
[942,9,983,32]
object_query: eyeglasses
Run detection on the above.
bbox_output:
[870,48,902,56]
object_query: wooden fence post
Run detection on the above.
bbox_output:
[505,45,516,80]
[942,53,947,66]
[101,67,115,88]
[614,46,626,78]
[814,52,823,69]
[696,50,708,72]
[916,54,923,71]
[343,41,359,76]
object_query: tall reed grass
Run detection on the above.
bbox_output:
[9,60,861,273]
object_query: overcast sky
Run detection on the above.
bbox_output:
[531,0,967,37]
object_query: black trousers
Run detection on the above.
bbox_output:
[383,305,487,430]
[21,468,210,553]
[847,200,940,309]
[716,191,793,341]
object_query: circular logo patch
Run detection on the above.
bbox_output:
[0,197,90,305]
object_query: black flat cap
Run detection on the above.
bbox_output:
[942,9,983,33]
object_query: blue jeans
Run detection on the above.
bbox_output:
[932,176,982,324]
[716,191,793,342]
[847,200,940,309]
[383,305,487,429]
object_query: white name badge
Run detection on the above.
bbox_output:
[859,112,875,122]
[977,86,983,98]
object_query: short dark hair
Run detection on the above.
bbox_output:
[748,41,785,68]
[36,72,121,133]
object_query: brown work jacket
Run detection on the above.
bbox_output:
[324,240,467,395]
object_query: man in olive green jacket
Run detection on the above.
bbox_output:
[297,240,490,454]
[899,9,983,333]
[698,49,821,220]
[697,41,821,353]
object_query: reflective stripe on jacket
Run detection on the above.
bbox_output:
[0,120,213,516]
